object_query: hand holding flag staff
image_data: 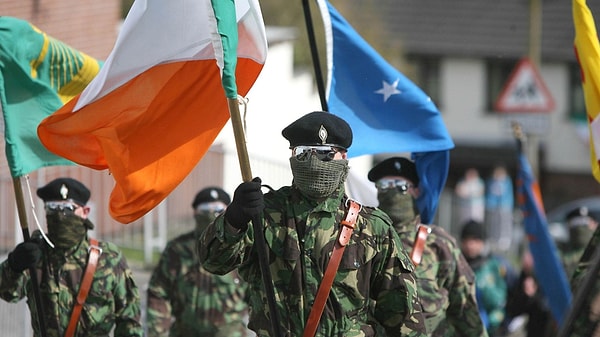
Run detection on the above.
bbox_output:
[0,17,103,337]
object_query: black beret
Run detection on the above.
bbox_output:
[566,206,590,221]
[191,187,231,209]
[566,206,596,227]
[368,157,419,186]
[460,220,486,240]
[282,111,353,150]
[36,178,90,205]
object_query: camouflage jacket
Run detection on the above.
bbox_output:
[198,186,426,337]
[395,218,487,337]
[561,246,586,280]
[146,230,249,337]
[569,226,600,336]
[0,236,142,337]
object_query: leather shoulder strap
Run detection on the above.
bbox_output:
[64,238,102,337]
[302,200,361,337]
[410,225,431,266]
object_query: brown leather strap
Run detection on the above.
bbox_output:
[410,225,431,266]
[64,238,102,337]
[302,200,361,337]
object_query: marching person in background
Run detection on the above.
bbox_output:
[560,206,598,279]
[0,177,143,337]
[368,157,487,336]
[460,219,509,337]
[455,168,486,224]
[568,225,600,337]
[146,186,250,337]
[197,111,426,336]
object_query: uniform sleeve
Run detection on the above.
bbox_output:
[197,213,252,275]
[445,246,488,336]
[371,222,427,337]
[0,258,28,302]
[146,246,176,337]
[112,252,144,337]
[568,227,600,336]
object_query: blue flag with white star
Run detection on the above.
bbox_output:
[318,0,454,222]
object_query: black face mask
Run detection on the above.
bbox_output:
[570,226,594,249]
[194,211,219,235]
[46,210,88,250]
[377,189,418,227]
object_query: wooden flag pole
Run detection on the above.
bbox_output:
[228,98,253,182]
[12,176,48,337]
[227,98,284,337]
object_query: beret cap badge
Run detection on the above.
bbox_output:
[318,125,328,145]
[60,184,68,200]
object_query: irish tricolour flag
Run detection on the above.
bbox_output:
[38,0,267,223]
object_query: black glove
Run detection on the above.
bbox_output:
[8,241,42,272]
[225,177,264,229]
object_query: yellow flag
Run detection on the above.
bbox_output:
[573,0,600,183]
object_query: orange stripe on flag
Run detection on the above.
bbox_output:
[38,0,267,223]
[39,59,262,223]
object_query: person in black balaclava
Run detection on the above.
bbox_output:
[0,177,143,337]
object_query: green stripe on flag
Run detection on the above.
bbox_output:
[211,0,239,98]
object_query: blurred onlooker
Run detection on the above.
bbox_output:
[560,206,599,279]
[503,248,554,337]
[455,168,486,224]
[484,165,514,254]
[460,220,509,337]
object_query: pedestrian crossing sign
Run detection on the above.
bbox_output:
[494,57,555,113]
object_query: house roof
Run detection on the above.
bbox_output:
[338,0,600,62]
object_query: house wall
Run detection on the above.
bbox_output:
[438,57,600,209]
[0,0,120,59]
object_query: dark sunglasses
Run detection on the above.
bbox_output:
[195,203,226,214]
[44,201,81,212]
[292,145,339,162]
[376,178,413,194]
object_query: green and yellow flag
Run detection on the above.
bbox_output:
[0,16,102,177]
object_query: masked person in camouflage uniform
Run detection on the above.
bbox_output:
[368,157,487,337]
[560,206,598,279]
[198,111,426,337]
[146,187,250,337]
[568,225,600,336]
[0,177,142,337]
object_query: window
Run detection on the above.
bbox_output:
[569,62,586,122]
[407,56,442,109]
[122,0,134,18]
[486,58,518,113]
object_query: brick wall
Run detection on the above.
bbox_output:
[0,0,121,59]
